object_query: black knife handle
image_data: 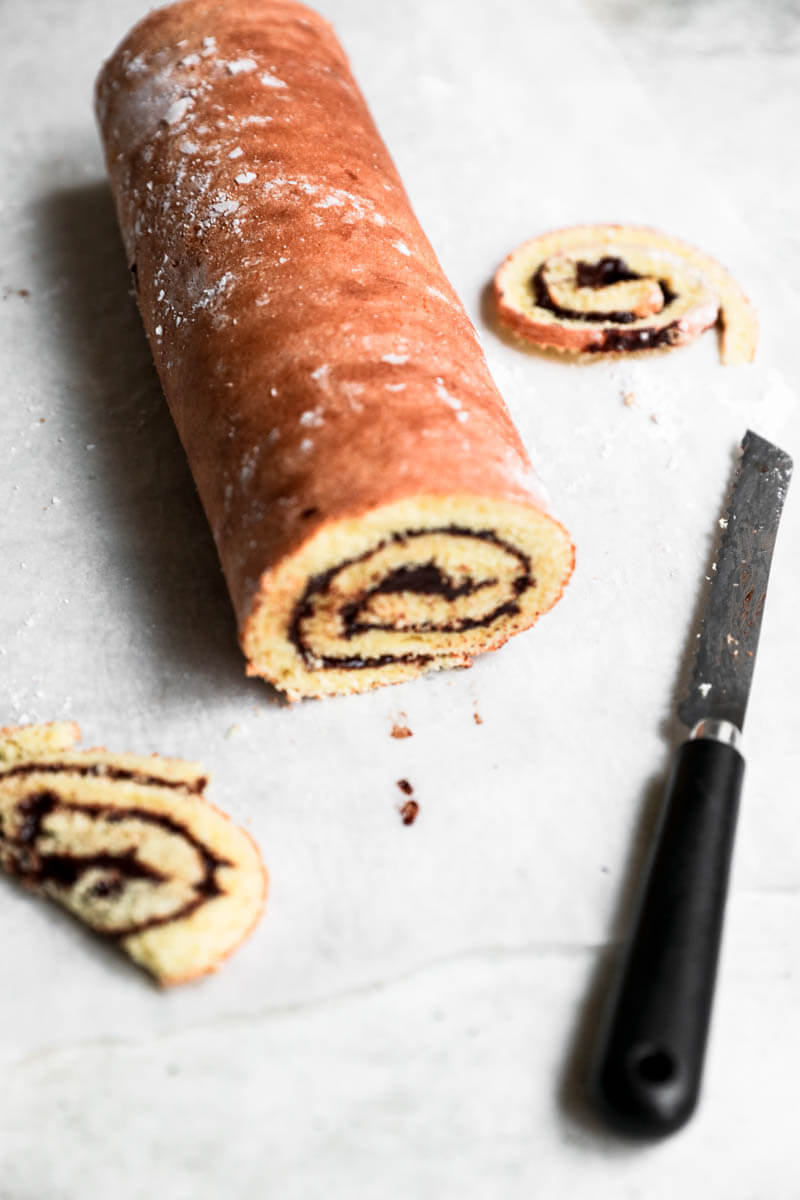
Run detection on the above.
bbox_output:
[590,733,745,1138]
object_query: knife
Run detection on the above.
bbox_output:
[590,429,793,1138]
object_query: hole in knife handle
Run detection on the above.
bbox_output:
[630,1046,677,1086]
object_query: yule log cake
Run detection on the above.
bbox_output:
[96,0,574,699]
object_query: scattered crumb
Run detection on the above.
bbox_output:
[622,391,636,407]
[396,779,413,795]
[225,723,242,739]
[391,722,412,739]
[399,799,419,826]
[473,709,483,726]
[650,413,659,424]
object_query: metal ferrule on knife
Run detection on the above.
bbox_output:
[689,719,743,751]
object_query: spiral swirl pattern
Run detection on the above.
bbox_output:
[494,224,757,364]
[0,723,266,985]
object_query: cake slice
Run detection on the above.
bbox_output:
[0,723,267,985]
[494,223,758,364]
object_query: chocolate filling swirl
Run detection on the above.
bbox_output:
[290,526,533,669]
[1,783,230,938]
[532,256,681,344]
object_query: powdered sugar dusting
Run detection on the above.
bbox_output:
[426,284,458,308]
[240,446,260,486]
[435,377,461,409]
[260,71,288,88]
[163,96,193,125]
[263,176,318,198]
[98,20,554,541]
[299,407,324,427]
[225,58,257,74]
[199,270,235,304]
[209,197,239,216]
[123,52,148,77]
[261,177,376,225]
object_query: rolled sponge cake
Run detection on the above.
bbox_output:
[96,0,574,699]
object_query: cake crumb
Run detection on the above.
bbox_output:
[391,722,412,739]
[622,390,636,407]
[473,709,483,726]
[396,778,413,795]
[399,799,419,825]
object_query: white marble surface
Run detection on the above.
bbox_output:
[1,0,799,1195]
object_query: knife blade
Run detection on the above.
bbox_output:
[678,430,793,732]
[590,429,793,1139]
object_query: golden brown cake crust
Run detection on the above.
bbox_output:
[95,0,573,696]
